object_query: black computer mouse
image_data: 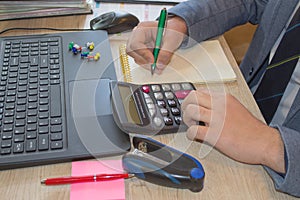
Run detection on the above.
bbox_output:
[90,11,139,34]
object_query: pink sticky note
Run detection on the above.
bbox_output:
[70,160,125,200]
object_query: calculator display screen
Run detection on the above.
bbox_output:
[118,85,141,124]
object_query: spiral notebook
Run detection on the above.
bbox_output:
[110,38,236,84]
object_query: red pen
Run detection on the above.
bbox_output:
[41,173,134,185]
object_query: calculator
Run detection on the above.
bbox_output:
[110,81,196,134]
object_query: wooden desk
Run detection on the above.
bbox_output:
[0,15,298,200]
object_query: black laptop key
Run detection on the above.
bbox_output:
[51,133,62,141]
[1,148,11,155]
[1,140,11,148]
[13,143,24,153]
[26,140,37,152]
[50,125,62,133]
[15,119,25,127]
[50,46,59,54]
[50,85,61,117]
[50,141,63,150]
[14,135,24,143]
[38,126,48,134]
[26,131,37,139]
[38,135,49,151]
[30,56,39,66]
[15,127,25,134]
[10,58,19,66]
[40,55,48,68]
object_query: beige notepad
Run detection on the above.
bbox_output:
[110,38,236,84]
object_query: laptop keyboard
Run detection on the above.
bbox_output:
[0,36,65,156]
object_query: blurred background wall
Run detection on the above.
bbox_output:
[224,23,257,65]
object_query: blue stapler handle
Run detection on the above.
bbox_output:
[122,135,205,192]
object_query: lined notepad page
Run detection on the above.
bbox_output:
[110,37,236,84]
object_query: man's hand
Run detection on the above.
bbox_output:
[181,90,285,173]
[126,16,188,74]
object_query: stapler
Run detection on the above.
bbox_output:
[122,135,205,192]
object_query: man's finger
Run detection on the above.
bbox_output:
[186,125,209,141]
[181,90,212,110]
[182,104,211,126]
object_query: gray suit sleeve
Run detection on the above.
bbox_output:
[168,0,268,47]
[264,125,300,197]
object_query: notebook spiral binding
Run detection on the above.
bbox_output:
[119,44,132,82]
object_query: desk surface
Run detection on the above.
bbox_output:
[0,14,298,200]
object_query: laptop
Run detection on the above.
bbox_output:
[0,30,131,170]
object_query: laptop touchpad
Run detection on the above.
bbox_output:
[68,79,130,156]
[69,79,112,117]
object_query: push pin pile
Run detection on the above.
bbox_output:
[68,42,100,61]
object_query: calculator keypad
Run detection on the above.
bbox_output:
[141,82,195,128]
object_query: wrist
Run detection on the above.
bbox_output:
[166,15,188,35]
[261,126,285,173]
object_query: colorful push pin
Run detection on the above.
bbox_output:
[86,42,95,51]
[86,52,100,61]
[68,42,74,51]
[80,51,90,58]
[94,52,100,61]
[72,44,83,54]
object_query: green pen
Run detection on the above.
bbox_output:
[151,8,167,75]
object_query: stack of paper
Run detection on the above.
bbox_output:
[0,0,92,21]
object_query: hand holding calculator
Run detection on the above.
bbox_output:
[110,81,196,134]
